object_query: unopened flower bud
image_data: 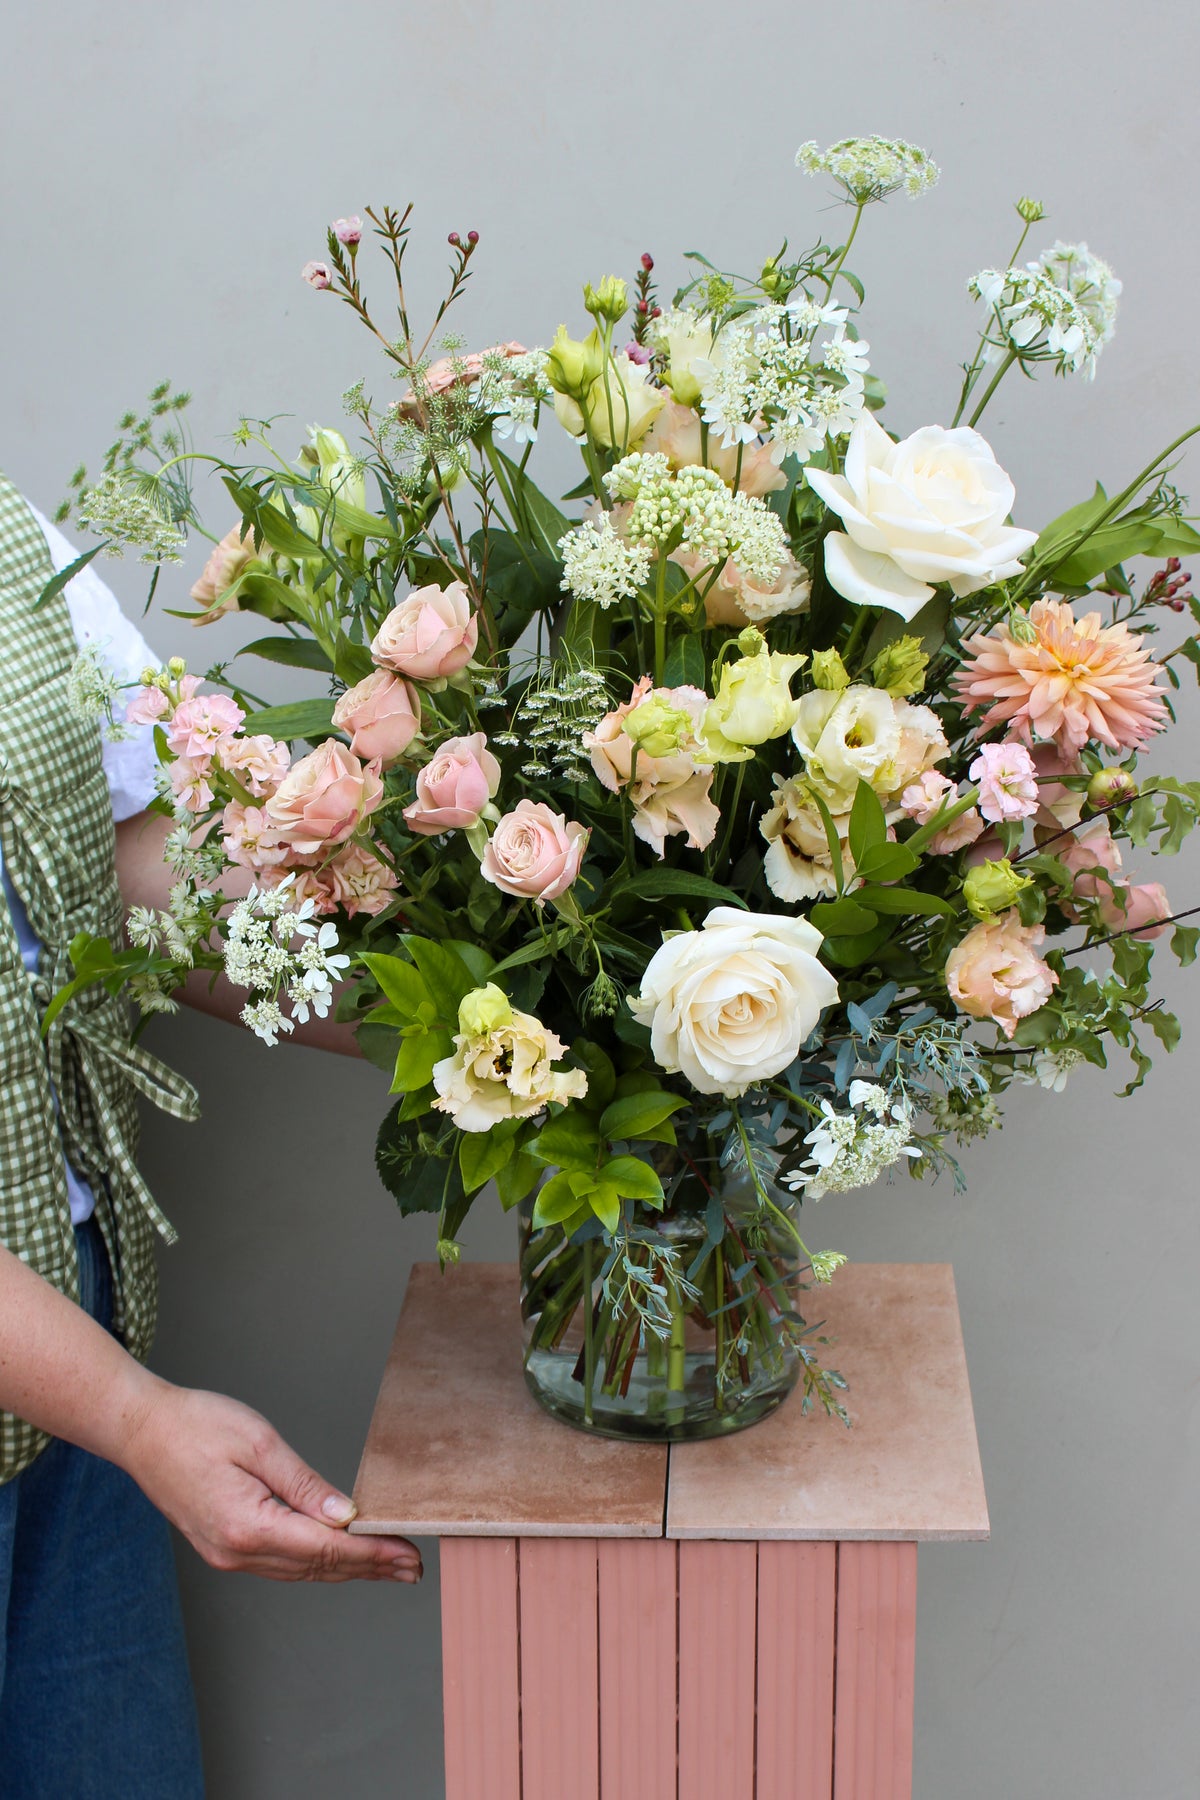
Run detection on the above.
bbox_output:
[640,253,654,272]
[623,693,694,759]
[544,324,606,400]
[332,216,363,246]
[583,275,629,325]
[458,982,513,1037]
[1016,196,1046,223]
[167,656,187,678]
[301,260,333,290]
[871,634,929,697]
[811,647,850,691]
[467,229,479,245]
[736,626,766,657]
[140,665,160,688]
[436,1239,462,1266]
[1087,766,1139,810]
[760,257,782,296]
[963,857,1034,921]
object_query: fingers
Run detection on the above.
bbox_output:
[247,1427,363,1529]
[220,1503,424,1583]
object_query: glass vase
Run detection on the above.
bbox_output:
[518,1135,807,1441]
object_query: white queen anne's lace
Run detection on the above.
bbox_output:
[223,880,350,1043]
[796,137,940,203]
[785,1081,921,1199]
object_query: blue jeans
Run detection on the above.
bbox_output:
[0,1219,204,1797]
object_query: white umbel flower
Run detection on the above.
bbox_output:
[558,515,652,609]
[796,136,940,203]
[784,1083,921,1199]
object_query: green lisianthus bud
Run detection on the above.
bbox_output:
[963,857,1035,921]
[583,275,629,325]
[811,648,850,691]
[544,324,607,399]
[759,257,782,297]
[736,626,766,657]
[871,635,929,696]
[1087,766,1139,809]
[623,693,694,759]
[700,648,807,762]
[458,982,513,1037]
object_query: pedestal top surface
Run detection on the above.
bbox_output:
[349,1261,989,1542]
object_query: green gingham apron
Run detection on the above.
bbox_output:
[0,472,198,1483]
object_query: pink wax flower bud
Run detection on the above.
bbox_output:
[403,733,502,836]
[332,216,363,245]
[301,260,334,289]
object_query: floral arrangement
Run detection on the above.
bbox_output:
[58,137,1200,1436]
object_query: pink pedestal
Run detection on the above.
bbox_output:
[352,1263,988,1800]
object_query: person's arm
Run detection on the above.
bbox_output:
[114,809,360,1054]
[0,1241,419,1582]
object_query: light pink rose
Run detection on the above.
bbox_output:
[190,524,258,622]
[963,827,1005,868]
[1058,819,1122,900]
[583,676,719,856]
[169,756,214,814]
[1100,880,1171,940]
[370,580,478,681]
[332,669,421,764]
[166,693,245,761]
[221,734,291,798]
[125,684,168,726]
[480,799,588,904]
[264,740,384,855]
[969,741,1039,823]
[220,802,290,871]
[946,913,1058,1039]
[645,401,785,498]
[332,215,363,245]
[301,260,333,289]
[403,732,501,835]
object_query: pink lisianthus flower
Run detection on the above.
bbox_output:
[583,676,719,856]
[166,693,246,762]
[221,734,291,798]
[125,684,168,726]
[480,799,588,903]
[220,802,290,871]
[945,913,1058,1039]
[264,740,384,855]
[403,733,501,836]
[899,770,986,855]
[370,580,478,681]
[969,741,1039,824]
[331,669,421,765]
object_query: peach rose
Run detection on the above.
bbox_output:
[1100,880,1170,940]
[403,732,501,835]
[332,669,421,764]
[645,401,785,498]
[370,580,478,681]
[190,524,259,623]
[1058,820,1122,910]
[326,842,400,918]
[480,799,588,904]
[945,913,1058,1040]
[264,740,384,855]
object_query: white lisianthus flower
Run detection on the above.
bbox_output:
[760,776,853,902]
[629,907,839,1098]
[806,413,1038,621]
[791,683,947,812]
[432,985,589,1132]
[649,307,717,408]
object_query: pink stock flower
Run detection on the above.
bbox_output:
[190,524,258,622]
[480,799,588,903]
[332,669,421,764]
[325,842,399,917]
[403,733,501,836]
[220,802,290,871]
[583,676,719,857]
[168,756,214,814]
[969,741,1040,824]
[166,693,245,761]
[125,685,168,726]
[332,216,363,245]
[370,580,478,681]
[945,913,1058,1040]
[221,734,291,798]
[955,598,1169,756]
[264,740,384,855]
[301,260,333,289]
[899,770,985,855]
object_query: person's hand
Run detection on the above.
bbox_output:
[120,1381,422,1583]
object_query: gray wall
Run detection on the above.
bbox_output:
[6,3,1199,1794]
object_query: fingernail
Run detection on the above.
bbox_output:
[392,1561,422,1581]
[322,1493,357,1524]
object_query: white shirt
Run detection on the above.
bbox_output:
[0,506,160,1224]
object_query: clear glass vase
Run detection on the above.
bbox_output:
[519,1136,807,1441]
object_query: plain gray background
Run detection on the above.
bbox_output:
[5,3,1200,1795]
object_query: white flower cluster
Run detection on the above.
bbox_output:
[76,470,186,564]
[480,348,553,444]
[680,302,869,461]
[1036,241,1121,349]
[557,515,652,610]
[968,262,1107,378]
[494,662,610,782]
[784,1081,921,1200]
[602,451,788,586]
[67,643,131,743]
[1020,1044,1085,1093]
[223,880,350,1046]
[796,136,940,203]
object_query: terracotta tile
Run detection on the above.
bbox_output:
[665,1264,990,1541]
[348,1263,668,1537]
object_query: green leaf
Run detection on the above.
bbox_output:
[588,1182,621,1232]
[460,1121,522,1193]
[1145,1008,1181,1052]
[599,1090,688,1141]
[572,1040,616,1111]
[34,544,106,611]
[820,921,897,968]
[853,842,920,884]
[391,1027,451,1093]
[663,634,706,689]
[1033,483,1109,561]
[847,780,887,865]
[241,697,336,741]
[855,884,955,917]
[374,1103,442,1214]
[441,940,496,986]
[355,1019,401,1074]
[527,1110,601,1170]
[810,897,879,936]
[397,1085,434,1121]
[361,953,430,1018]
[863,592,950,665]
[807,788,846,895]
[490,447,572,559]
[239,635,334,673]
[614,869,748,910]
[533,1170,592,1227]
[598,1156,664,1205]
[224,477,323,560]
[496,1149,542,1211]
[1171,925,1199,966]
[401,936,477,1022]
[489,932,567,976]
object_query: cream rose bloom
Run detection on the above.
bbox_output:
[629,907,840,1098]
[791,683,947,811]
[806,413,1038,621]
[432,987,589,1132]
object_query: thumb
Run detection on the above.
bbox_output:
[250,1427,358,1526]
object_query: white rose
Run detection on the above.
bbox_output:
[629,906,840,1098]
[791,683,947,811]
[806,413,1038,621]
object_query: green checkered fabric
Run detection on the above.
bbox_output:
[0,471,198,1483]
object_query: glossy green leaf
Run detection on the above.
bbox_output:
[241,697,336,741]
[599,1090,689,1141]
[847,780,888,865]
[598,1156,665,1204]
[361,953,429,1018]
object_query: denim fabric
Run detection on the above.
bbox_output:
[0,1220,204,1797]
